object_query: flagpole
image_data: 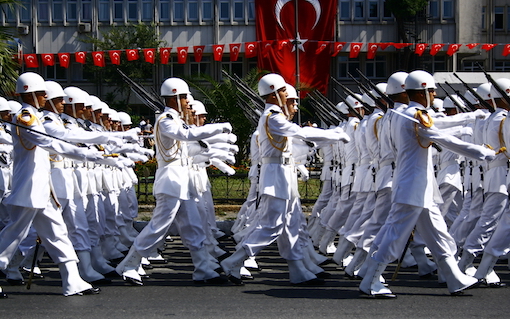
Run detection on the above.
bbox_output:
[294,0,301,125]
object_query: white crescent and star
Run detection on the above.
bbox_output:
[61,55,68,62]
[247,44,255,52]
[27,55,34,62]
[95,53,103,60]
[78,52,85,59]
[196,48,203,54]
[276,0,321,30]
[179,49,187,57]
[352,44,360,51]
[291,33,308,52]
[232,46,239,53]
[216,47,223,53]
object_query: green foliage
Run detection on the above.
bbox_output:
[385,0,428,20]
[79,23,164,111]
[186,68,267,162]
[0,1,22,96]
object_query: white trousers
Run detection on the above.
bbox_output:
[357,187,392,251]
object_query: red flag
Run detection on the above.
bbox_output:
[392,43,412,49]
[229,43,241,61]
[503,44,510,57]
[212,44,225,61]
[332,42,346,57]
[92,51,105,67]
[466,43,479,49]
[126,49,139,61]
[109,50,121,65]
[58,53,70,68]
[414,43,428,56]
[41,53,54,66]
[177,47,188,64]
[75,51,87,64]
[315,41,329,55]
[429,44,444,56]
[24,54,38,68]
[143,48,156,63]
[378,43,391,50]
[160,47,171,64]
[481,43,498,51]
[256,0,337,94]
[260,40,273,57]
[193,45,205,62]
[446,44,462,56]
[245,42,258,58]
[349,42,363,58]
[277,39,290,51]
[366,43,379,59]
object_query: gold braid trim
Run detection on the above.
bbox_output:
[374,115,383,141]
[414,110,433,149]
[265,112,287,152]
[155,114,180,162]
[498,117,509,157]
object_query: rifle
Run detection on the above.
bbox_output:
[437,83,467,113]
[332,78,376,114]
[310,90,349,121]
[453,73,495,113]
[476,62,510,108]
[117,69,165,112]
[332,88,363,120]
[308,91,346,124]
[444,81,477,112]
[355,69,395,109]
[221,70,265,112]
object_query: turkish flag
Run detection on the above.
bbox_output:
[503,44,510,57]
[256,0,337,94]
[126,49,139,61]
[482,43,498,51]
[392,43,412,49]
[332,42,346,57]
[143,48,156,63]
[414,43,428,56]
[24,54,38,68]
[349,42,363,58]
[109,50,121,65]
[58,53,71,68]
[193,45,205,62]
[260,40,273,58]
[160,47,171,64]
[446,44,462,56]
[277,39,290,51]
[430,44,444,56]
[75,51,87,64]
[92,51,105,67]
[315,41,329,54]
[378,42,391,50]
[466,43,479,49]
[177,47,188,64]
[212,44,225,61]
[245,42,258,58]
[41,53,54,66]
[366,43,379,59]
[229,43,241,61]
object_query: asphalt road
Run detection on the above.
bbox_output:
[1,236,509,319]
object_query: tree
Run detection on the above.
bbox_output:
[80,23,164,112]
[0,0,21,96]
[386,0,428,70]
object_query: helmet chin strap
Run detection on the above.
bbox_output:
[49,100,58,113]
[177,97,184,118]
[31,92,40,109]
[425,89,431,108]
[72,104,77,118]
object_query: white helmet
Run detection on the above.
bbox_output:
[258,73,286,96]
[16,72,46,94]
[45,81,66,100]
[386,72,408,95]
[190,100,207,115]
[89,95,103,111]
[8,101,22,114]
[63,87,88,104]
[100,102,111,114]
[362,93,375,107]
[433,98,444,112]
[285,84,299,99]
[405,70,437,90]
[345,94,363,109]
[109,109,120,121]
[118,112,132,125]
[161,78,191,97]
[489,78,510,99]
[476,83,491,101]
[443,95,465,110]
[0,97,10,112]
[335,102,349,114]
[464,89,478,105]
[372,83,387,99]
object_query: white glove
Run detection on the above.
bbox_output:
[210,158,235,175]
[84,149,104,162]
[222,123,233,134]
[460,127,473,136]
[142,148,155,157]
[107,136,123,147]
[97,157,123,169]
[473,109,488,119]
[297,164,309,181]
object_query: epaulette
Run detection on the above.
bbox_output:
[63,118,71,125]
[182,123,189,129]
[44,116,53,122]
[414,109,434,128]
[270,110,281,114]
[166,114,173,119]
[17,109,36,126]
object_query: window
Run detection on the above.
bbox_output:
[160,0,170,21]
[337,56,360,79]
[429,0,439,18]
[234,1,244,20]
[463,61,483,72]
[481,6,486,30]
[420,56,447,73]
[81,0,92,21]
[163,64,186,78]
[202,0,213,20]
[53,0,63,22]
[142,0,152,21]
[128,0,138,21]
[366,56,386,78]
[382,0,392,18]
[98,0,110,22]
[38,0,49,22]
[494,61,510,72]
[114,0,124,21]
[340,0,350,20]
[45,65,67,81]
[442,0,453,18]
[495,6,504,31]
[354,0,364,19]
[248,0,255,20]
[67,0,77,21]
[20,0,31,22]
[188,0,198,21]
[174,0,184,21]
[220,1,230,21]
[222,58,243,77]
[190,56,211,76]
[4,4,16,22]
[368,1,378,19]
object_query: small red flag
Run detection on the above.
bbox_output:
[430,44,445,56]
[41,53,54,66]
[481,43,498,51]
[160,47,171,64]
[143,48,156,64]
[332,42,346,57]
[277,39,290,51]
[177,47,188,64]
[245,42,258,58]
[466,43,479,49]
[109,50,121,65]
[193,45,205,62]
[92,51,105,67]
[503,44,510,57]
[349,43,363,58]
[75,51,87,64]
[24,54,39,68]
[446,44,462,56]
[367,43,379,59]
[414,43,428,56]
[126,49,139,61]
[315,41,329,55]
[58,53,70,68]
[261,40,273,58]
[229,43,241,62]
[392,43,412,49]
[212,44,224,61]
